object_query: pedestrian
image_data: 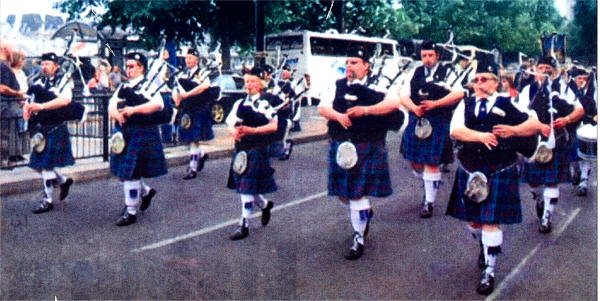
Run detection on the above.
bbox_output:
[9,48,29,162]
[518,56,584,233]
[172,48,214,180]
[225,65,277,240]
[108,52,167,226]
[0,39,25,166]
[446,60,542,295]
[23,52,75,213]
[321,46,395,260]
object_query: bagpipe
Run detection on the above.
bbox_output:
[527,75,574,163]
[25,73,86,128]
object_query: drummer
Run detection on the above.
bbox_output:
[570,68,597,196]
[518,57,584,233]
[446,60,542,295]
[320,46,394,260]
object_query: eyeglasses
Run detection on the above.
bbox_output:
[125,64,137,69]
[473,77,493,84]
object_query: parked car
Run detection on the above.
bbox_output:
[210,73,246,124]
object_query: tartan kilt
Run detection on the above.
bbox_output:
[328,139,393,199]
[227,148,277,195]
[522,148,571,186]
[446,164,522,224]
[566,136,580,162]
[178,108,214,142]
[401,114,449,165]
[110,125,168,180]
[29,124,74,169]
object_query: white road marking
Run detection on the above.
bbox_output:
[131,191,327,253]
[485,208,581,300]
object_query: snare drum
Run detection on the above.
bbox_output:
[577,124,597,161]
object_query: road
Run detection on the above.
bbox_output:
[1,133,596,299]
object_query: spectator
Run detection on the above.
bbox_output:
[88,63,110,93]
[108,65,124,91]
[8,48,29,162]
[0,39,25,167]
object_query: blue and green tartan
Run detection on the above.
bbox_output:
[328,139,393,199]
[229,148,277,195]
[29,124,74,169]
[401,114,450,165]
[446,164,522,224]
[178,108,214,142]
[522,148,571,186]
[110,125,168,180]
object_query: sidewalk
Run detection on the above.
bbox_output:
[0,115,328,196]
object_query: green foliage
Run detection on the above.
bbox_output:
[567,0,597,64]
[55,0,595,64]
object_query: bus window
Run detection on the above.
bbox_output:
[266,35,302,51]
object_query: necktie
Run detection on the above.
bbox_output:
[425,67,431,77]
[477,98,488,120]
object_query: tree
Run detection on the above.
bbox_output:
[567,0,597,64]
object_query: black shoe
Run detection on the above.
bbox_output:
[32,200,53,214]
[344,232,364,260]
[419,202,433,218]
[59,178,73,201]
[183,169,197,180]
[539,218,552,234]
[363,209,374,238]
[229,225,249,240]
[476,271,495,295]
[261,201,274,226]
[576,184,588,197]
[116,212,137,226]
[572,169,581,186]
[478,243,486,269]
[197,154,208,172]
[140,188,156,211]
[535,199,544,219]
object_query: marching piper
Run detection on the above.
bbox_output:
[322,46,397,260]
[172,48,214,180]
[24,52,75,214]
[446,60,542,295]
[225,66,277,240]
[108,52,168,226]
[360,39,465,218]
[518,57,584,233]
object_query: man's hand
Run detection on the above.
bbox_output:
[479,132,498,150]
[492,125,516,138]
[413,105,426,117]
[172,91,182,107]
[232,125,255,141]
[120,106,137,118]
[112,111,127,124]
[552,117,569,129]
[346,106,368,118]
[420,100,438,112]
[337,113,352,129]
[539,124,551,137]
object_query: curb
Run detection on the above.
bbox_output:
[0,132,328,197]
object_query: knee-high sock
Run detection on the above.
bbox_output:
[254,194,268,209]
[423,171,442,204]
[482,229,503,275]
[349,197,371,245]
[141,181,151,196]
[579,161,591,183]
[41,170,57,202]
[54,170,66,184]
[543,187,559,219]
[123,180,141,215]
[240,194,254,226]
